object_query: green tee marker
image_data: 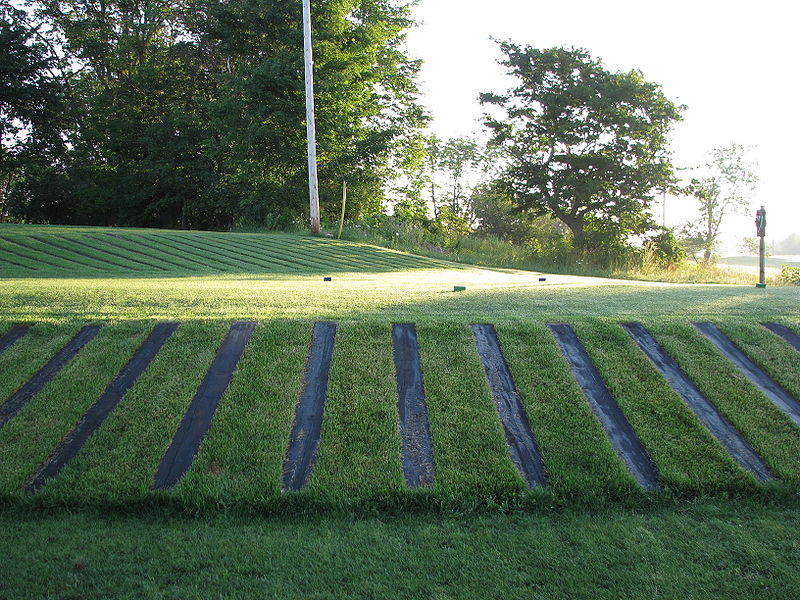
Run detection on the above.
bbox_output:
[454,286,466,292]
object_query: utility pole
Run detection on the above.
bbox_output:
[756,205,766,288]
[302,0,321,234]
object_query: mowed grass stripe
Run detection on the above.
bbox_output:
[57,235,165,271]
[271,237,396,271]
[107,234,217,271]
[99,234,194,271]
[0,247,40,271]
[416,323,524,501]
[30,235,142,272]
[196,235,307,272]
[495,323,638,499]
[0,240,70,271]
[0,323,148,496]
[37,322,227,507]
[309,323,406,506]
[572,322,754,493]
[645,321,800,481]
[151,234,262,271]
[10,235,103,271]
[232,236,352,272]
[761,322,800,353]
[1,236,101,271]
[174,322,310,510]
[133,234,241,271]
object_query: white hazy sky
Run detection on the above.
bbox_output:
[405,0,799,251]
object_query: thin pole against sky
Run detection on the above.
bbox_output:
[302,0,321,234]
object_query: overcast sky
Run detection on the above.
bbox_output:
[405,0,799,251]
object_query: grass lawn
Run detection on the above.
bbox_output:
[1,223,799,598]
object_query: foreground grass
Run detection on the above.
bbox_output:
[3,501,800,599]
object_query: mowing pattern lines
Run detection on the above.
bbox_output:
[282,322,337,491]
[0,326,102,429]
[392,324,436,488]
[153,322,256,490]
[623,323,772,482]
[25,323,180,493]
[472,324,547,487]
[549,323,660,490]
[30,235,143,272]
[695,322,800,427]
[762,323,800,353]
[0,325,29,356]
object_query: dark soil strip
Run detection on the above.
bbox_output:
[695,322,800,427]
[392,324,435,488]
[101,235,190,270]
[153,321,256,490]
[762,322,800,353]
[24,323,180,493]
[0,326,102,430]
[548,323,660,490]
[623,322,773,482]
[472,324,547,487]
[282,322,337,491]
[0,325,30,356]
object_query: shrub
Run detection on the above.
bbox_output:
[778,265,800,286]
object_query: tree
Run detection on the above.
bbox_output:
[480,43,683,255]
[679,144,758,262]
[0,4,67,220]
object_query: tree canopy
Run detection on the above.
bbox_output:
[4,0,426,229]
[480,43,683,254]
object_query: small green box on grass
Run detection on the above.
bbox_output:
[454,285,466,292]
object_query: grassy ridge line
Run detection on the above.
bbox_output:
[237,236,371,272]
[36,323,227,508]
[0,246,41,271]
[149,234,263,272]
[166,233,307,272]
[97,234,201,271]
[0,324,148,496]
[104,233,218,272]
[573,321,755,493]
[647,321,800,481]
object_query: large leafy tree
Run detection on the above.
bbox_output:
[480,43,683,254]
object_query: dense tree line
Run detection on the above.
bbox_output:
[1,0,426,229]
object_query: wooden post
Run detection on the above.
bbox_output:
[337,180,346,240]
[302,0,320,234]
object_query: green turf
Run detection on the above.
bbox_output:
[2,223,800,597]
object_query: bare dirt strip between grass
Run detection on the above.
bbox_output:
[762,322,800,353]
[0,325,29,356]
